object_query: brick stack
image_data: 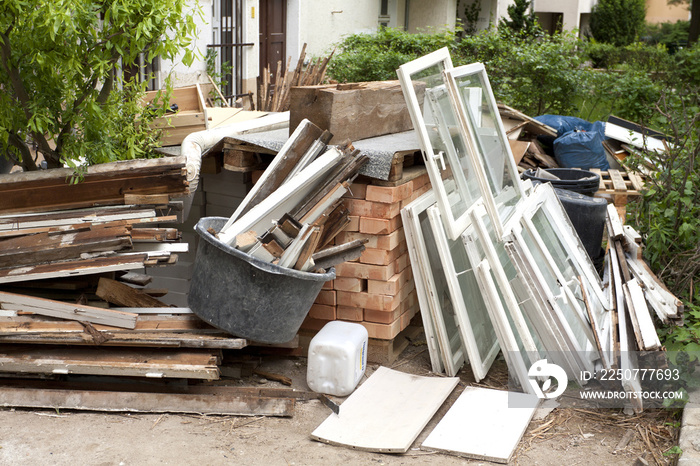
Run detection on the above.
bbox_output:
[301,167,431,341]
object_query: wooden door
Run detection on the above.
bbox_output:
[259,0,287,83]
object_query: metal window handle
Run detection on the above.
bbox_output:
[433,150,446,171]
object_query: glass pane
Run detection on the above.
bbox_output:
[467,216,542,366]
[418,208,464,363]
[520,226,590,351]
[415,68,482,225]
[444,225,498,364]
[448,66,522,224]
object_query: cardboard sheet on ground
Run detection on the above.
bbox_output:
[310,366,458,453]
[421,387,538,463]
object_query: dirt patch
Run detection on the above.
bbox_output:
[0,337,681,465]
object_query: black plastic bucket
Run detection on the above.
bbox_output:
[522,168,600,195]
[554,188,607,269]
[189,217,335,343]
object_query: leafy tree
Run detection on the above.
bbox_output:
[498,0,542,38]
[0,1,200,171]
[589,0,646,46]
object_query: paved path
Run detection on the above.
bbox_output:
[679,389,700,464]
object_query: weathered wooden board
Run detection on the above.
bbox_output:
[96,277,169,308]
[422,387,538,463]
[0,345,220,379]
[311,367,458,453]
[0,291,138,329]
[0,157,188,214]
[0,254,149,284]
[0,387,294,416]
[290,81,419,144]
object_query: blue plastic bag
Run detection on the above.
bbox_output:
[535,115,595,137]
[553,124,610,170]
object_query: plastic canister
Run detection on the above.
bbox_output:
[307,321,368,396]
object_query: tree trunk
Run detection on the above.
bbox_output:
[690,0,700,45]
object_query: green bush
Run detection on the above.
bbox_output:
[326,27,456,83]
[671,44,700,87]
[644,20,690,52]
[455,32,586,115]
[590,0,647,46]
[583,40,672,72]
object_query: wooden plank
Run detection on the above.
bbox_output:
[311,367,458,453]
[0,314,213,334]
[0,291,138,329]
[623,278,661,351]
[609,169,628,192]
[0,386,294,416]
[0,330,246,349]
[0,345,220,380]
[0,224,132,268]
[508,140,530,164]
[96,277,169,308]
[606,204,625,240]
[421,387,537,463]
[232,119,325,220]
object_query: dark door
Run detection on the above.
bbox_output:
[259,0,287,82]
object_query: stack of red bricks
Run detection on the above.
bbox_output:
[301,168,431,340]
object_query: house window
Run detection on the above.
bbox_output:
[379,0,390,27]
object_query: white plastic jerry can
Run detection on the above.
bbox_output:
[307,321,368,396]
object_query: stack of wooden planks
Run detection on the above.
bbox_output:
[0,155,250,387]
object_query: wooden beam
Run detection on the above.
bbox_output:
[0,291,138,329]
[0,345,220,380]
[96,277,169,308]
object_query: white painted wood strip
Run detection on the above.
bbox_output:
[0,291,138,329]
[226,118,315,225]
[0,209,159,231]
[605,122,670,153]
[219,147,343,244]
[606,204,624,239]
[0,259,146,284]
[422,387,538,463]
[610,248,644,412]
[131,243,189,253]
[311,366,458,453]
[624,278,661,350]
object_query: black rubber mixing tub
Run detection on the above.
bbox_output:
[189,217,335,343]
[522,168,600,195]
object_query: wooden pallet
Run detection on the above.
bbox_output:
[590,168,645,207]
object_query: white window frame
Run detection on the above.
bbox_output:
[443,63,525,240]
[401,190,465,376]
[426,205,499,382]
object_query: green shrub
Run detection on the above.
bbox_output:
[671,44,700,87]
[590,0,647,46]
[583,40,671,72]
[456,32,586,115]
[326,27,456,83]
[644,20,690,52]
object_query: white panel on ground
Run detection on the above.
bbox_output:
[311,366,458,453]
[422,387,538,463]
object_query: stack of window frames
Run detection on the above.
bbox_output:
[398,48,613,393]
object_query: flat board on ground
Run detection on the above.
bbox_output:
[421,387,538,463]
[310,366,458,453]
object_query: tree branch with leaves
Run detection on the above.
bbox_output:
[0,0,201,171]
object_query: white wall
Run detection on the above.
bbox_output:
[160,0,212,87]
[294,0,380,59]
[407,0,458,33]
[533,0,587,30]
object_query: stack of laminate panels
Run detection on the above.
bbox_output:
[301,166,431,340]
